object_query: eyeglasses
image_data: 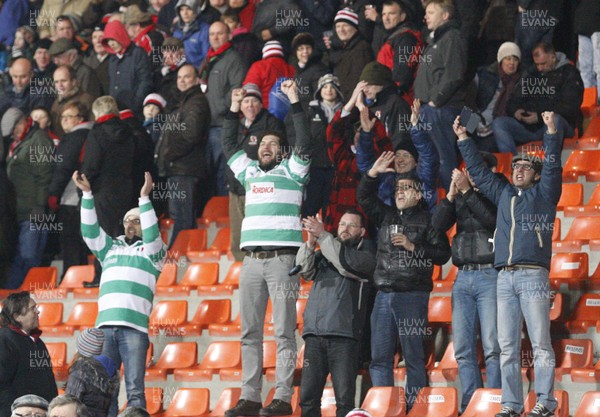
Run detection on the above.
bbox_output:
[123,218,141,225]
[24,303,39,313]
[60,114,82,120]
[13,412,45,417]
[512,163,534,171]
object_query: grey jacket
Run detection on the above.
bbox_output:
[205,47,247,127]
[296,233,376,340]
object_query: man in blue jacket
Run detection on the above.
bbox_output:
[454,111,560,417]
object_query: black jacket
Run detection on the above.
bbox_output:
[48,122,91,199]
[432,185,500,266]
[221,108,284,195]
[297,234,376,340]
[574,0,600,37]
[0,327,58,417]
[358,174,450,292]
[292,54,328,104]
[155,87,211,178]
[65,356,120,417]
[329,32,373,101]
[366,86,411,146]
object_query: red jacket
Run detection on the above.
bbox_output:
[244,56,295,108]
[324,109,392,233]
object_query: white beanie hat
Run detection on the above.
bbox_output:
[497,42,521,63]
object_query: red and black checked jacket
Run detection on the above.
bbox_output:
[324,108,393,233]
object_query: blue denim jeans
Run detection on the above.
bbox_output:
[497,268,557,413]
[452,268,501,410]
[7,220,48,289]
[207,127,228,196]
[101,326,150,417]
[578,33,600,89]
[167,175,199,248]
[419,104,461,189]
[300,335,359,417]
[369,290,429,410]
[492,114,573,154]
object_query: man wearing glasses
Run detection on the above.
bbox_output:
[455,112,560,417]
[0,293,57,416]
[11,395,49,417]
[73,171,167,417]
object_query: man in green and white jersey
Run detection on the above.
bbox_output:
[224,80,311,417]
[73,171,166,417]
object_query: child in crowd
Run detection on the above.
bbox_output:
[142,93,167,144]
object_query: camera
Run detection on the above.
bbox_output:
[459,106,482,135]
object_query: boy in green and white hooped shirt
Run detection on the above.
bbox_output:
[73,170,166,416]
[224,80,311,417]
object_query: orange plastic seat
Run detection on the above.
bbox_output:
[149,300,188,336]
[562,150,600,182]
[549,292,563,321]
[187,227,232,263]
[549,252,588,288]
[432,266,457,292]
[571,358,600,383]
[361,387,406,417]
[557,183,584,211]
[573,390,600,417]
[157,262,219,296]
[493,152,514,177]
[428,296,452,324]
[406,387,458,417]
[564,294,600,333]
[266,344,305,383]
[180,299,231,335]
[208,312,241,337]
[0,267,59,299]
[209,388,242,417]
[581,87,598,118]
[524,390,568,417]
[395,342,436,382]
[167,229,207,261]
[46,342,68,381]
[158,388,210,417]
[428,341,482,383]
[565,184,600,217]
[553,339,594,381]
[197,196,229,227]
[58,265,95,291]
[174,341,241,382]
[37,302,64,335]
[156,263,178,287]
[145,342,197,381]
[553,217,600,251]
[52,302,98,336]
[144,387,163,415]
[461,388,502,417]
[203,261,242,296]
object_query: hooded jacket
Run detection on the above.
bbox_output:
[507,52,584,131]
[65,356,120,417]
[173,3,210,68]
[297,234,376,341]
[357,174,451,292]
[102,20,153,115]
[414,20,467,108]
[244,56,296,108]
[457,129,562,270]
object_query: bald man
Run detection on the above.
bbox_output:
[201,20,247,196]
[50,65,95,136]
[0,58,54,115]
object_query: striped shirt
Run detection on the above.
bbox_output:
[228,150,310,249]
[80,192,167,333]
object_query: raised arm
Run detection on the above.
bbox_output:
[538,111,563,205]
[221,88,245,159]
[139,172,167,268]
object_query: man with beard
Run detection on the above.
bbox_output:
[296,210,376,417]
[223,80,310,417]
[73,171,166,417]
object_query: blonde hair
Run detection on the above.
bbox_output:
[92,96,119,119]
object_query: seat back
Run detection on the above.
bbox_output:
[190,299,231,326]
[59,265,95,289]
[21,266,57,292]
[45,342,67,369]
[210,388,242,417]
[222,262,242,286]
[586,184,600,206]
[198,341,241,370]
[563,150,600,179]
[168,229,207,259]
[145,387,163,415]
[557,183,584,209]
[570,294,600,321]
[201,196,229,221]
[208,227,231,252]
[164,388,209,417]
[180,263,219,287]
[574,391,600,417]
[38,303,63,326]
[150,300,188,327]
[554,339,594,369]
[461,388,502,417]
[156,263,177,286]
[549,252,589,279]
[65,302,98,327]
[563,217,600,243]
[361,387,406,417]
[428,296,452,323]
[263,340,278,370]
[154,342,197,370]
[406,387,458,417]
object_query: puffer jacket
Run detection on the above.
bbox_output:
[65,356,120,417]
[457,130,562,270]
[432,181,503,266]
[297,235,376,341]
[172,17,210,68]
[221,108,284,195]
[357,174,451,292]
